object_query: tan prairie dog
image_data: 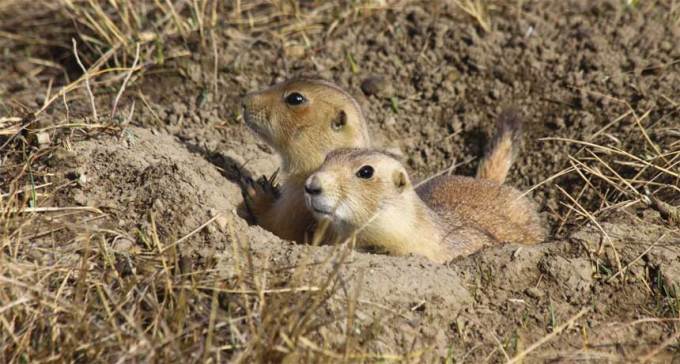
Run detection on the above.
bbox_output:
[418,109,546,246]
[304,148,546,263]
[240,78,371,242]
[240,77,545,249]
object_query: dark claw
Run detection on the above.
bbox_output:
[269,168,280,184]
[239,189,257,224]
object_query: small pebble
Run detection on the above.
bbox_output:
[171,101,188,116]
[72,189,87,206]
[660,41,672,52]
[489,89,500,100]
[525,287,544,299]
[284,44,306,59]
[35,132,50,147]
[138,31,157,42]
[15,61,34,75]
[114,238,135,252]
[361,76,390,96]
[179,255,193,274]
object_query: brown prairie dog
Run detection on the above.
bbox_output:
[417,109,546,246]
[304,148,546,263]
[240,78,371,242]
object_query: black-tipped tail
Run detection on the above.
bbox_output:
[476,108,523,184]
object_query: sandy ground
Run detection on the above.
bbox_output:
[1,0,679,362]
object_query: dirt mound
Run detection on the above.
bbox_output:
[2,0,679,362]
[47,125,680,361]
[73,127,475,353]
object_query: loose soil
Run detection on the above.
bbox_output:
[1,0,679,362]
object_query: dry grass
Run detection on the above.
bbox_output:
[2,0,679,362]
[0,192,363,362]
[454,0,491,33]
[534,97,680,324]
[0,134,387,361]
[540,100,679,230]
[0,1,409,362]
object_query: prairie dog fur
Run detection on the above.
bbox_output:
[240,77,543,248]
[240,78,371,242]
[304,149,546,263]
[418,108,546,246]
[475,109,522,184]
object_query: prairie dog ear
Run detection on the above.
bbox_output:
[331,110,347,130]
[392,170,409,192]
[382,146,404,160]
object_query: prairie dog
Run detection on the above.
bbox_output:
[240,78,371,242]
[475,109,523,184]
[304,149,545,263]
[417,108,546,245]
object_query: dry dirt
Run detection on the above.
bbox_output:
[1,0,679,362]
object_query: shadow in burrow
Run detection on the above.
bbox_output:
[180,139,279,226]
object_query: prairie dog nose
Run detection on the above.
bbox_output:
[305,175,323,195]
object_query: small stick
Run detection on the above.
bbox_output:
[136,91,163,124]
[540,137,679,178]
[607,233,667,282]
[507,308,590,364]
[160,214,220,253]
[0,183,53,198]
[211,30,219,97]
[515,166,575,201]
[646,192,680,225]
[414,157,476,188]
[123,100,136,128]
[0,297,31,315]
[637,329,680,362]
[43,78,53,109]
[181,285,321,295]
[111,42,141,120]
[556,185,624,278]
[72,39,98,121]
[15,206,103,214]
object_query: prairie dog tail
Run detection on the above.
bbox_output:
[476,108,523,184]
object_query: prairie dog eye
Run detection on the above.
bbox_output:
[356,165,374,179]
[285,92,306,105]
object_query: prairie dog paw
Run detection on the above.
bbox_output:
[237,170,280,224]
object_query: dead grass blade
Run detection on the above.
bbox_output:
[507,308,590,364]
[454,0,491,32]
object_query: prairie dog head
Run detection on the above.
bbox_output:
[304,149,410,236]
[241,78,371,174]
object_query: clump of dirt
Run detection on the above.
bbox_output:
[2,0,679,362]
